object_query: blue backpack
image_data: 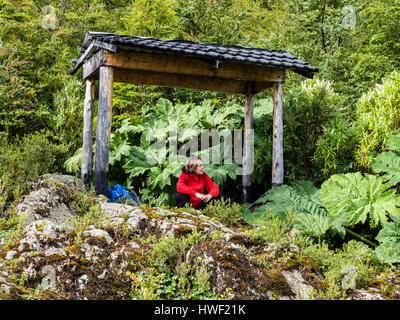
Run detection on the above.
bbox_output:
[107,184,142,207]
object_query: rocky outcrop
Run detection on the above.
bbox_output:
[15,174,84,225]
[0,174,393,300]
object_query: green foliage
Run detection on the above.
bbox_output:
[303,240,378,297]
[371,134,400,186]
[243,214,289,245]
[201,197,243,227]
[174,0,254,45]
[102,98,242,206]
[268,0,400,103]
[320,172,400,228]
[252,97,274,186]
[67,192,105,246]
[149,231,206,269]
[253,79,354,188]
[251,133,400,264]
[355,71,400,169]
[64,147,83,174]
[313,117,358,178]
[0,0,128,138]
[53,78,86,156]
[0,130,68,206]
[122,0,180,39]
[375,215,400,264]
[253,181,324,221]
[372,152,400,186]
[130,231,223,300]
[252,180,347,239]
[283,79,349,183]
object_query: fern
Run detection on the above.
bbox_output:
[254,181,325,217]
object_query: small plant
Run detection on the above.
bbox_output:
[201,197,243,227]
[301,240,378,299]
[128,230,223,300]
[66,192,107,246]
[243,214,289,245]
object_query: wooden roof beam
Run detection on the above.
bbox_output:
[101,50,285,83]
[89,67,273,94]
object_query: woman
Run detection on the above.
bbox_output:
[176,156,219,209]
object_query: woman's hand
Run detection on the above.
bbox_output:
[195,192,206,200]
[203,194,213,203]
[195,193,213,203]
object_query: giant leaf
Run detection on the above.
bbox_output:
[375,216,400,264]
[386,134,400,153]
[371,151,400,185]
[320,172,400,227]
[109,140,133,165]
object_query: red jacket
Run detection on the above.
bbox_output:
[176,167,219,209]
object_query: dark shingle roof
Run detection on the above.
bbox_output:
[71,32,319,78]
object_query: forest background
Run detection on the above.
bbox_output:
[1,0,400,267]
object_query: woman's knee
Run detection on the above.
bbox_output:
[175,192,191,208]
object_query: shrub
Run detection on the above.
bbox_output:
[254,78,351,186]
[0,130,68,207]
[53,78,86,157]
[313,117,358,179]
[355,71,400,169]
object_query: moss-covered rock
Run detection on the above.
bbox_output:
[0,174,398,300]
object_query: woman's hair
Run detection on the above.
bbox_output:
[184,155,202,173]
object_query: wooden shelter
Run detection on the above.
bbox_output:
[71,32,319,203]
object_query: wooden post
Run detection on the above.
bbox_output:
[272,82,284,187]
[94,66,114,195]
[242,84,254,204]
[81,79,95,189]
